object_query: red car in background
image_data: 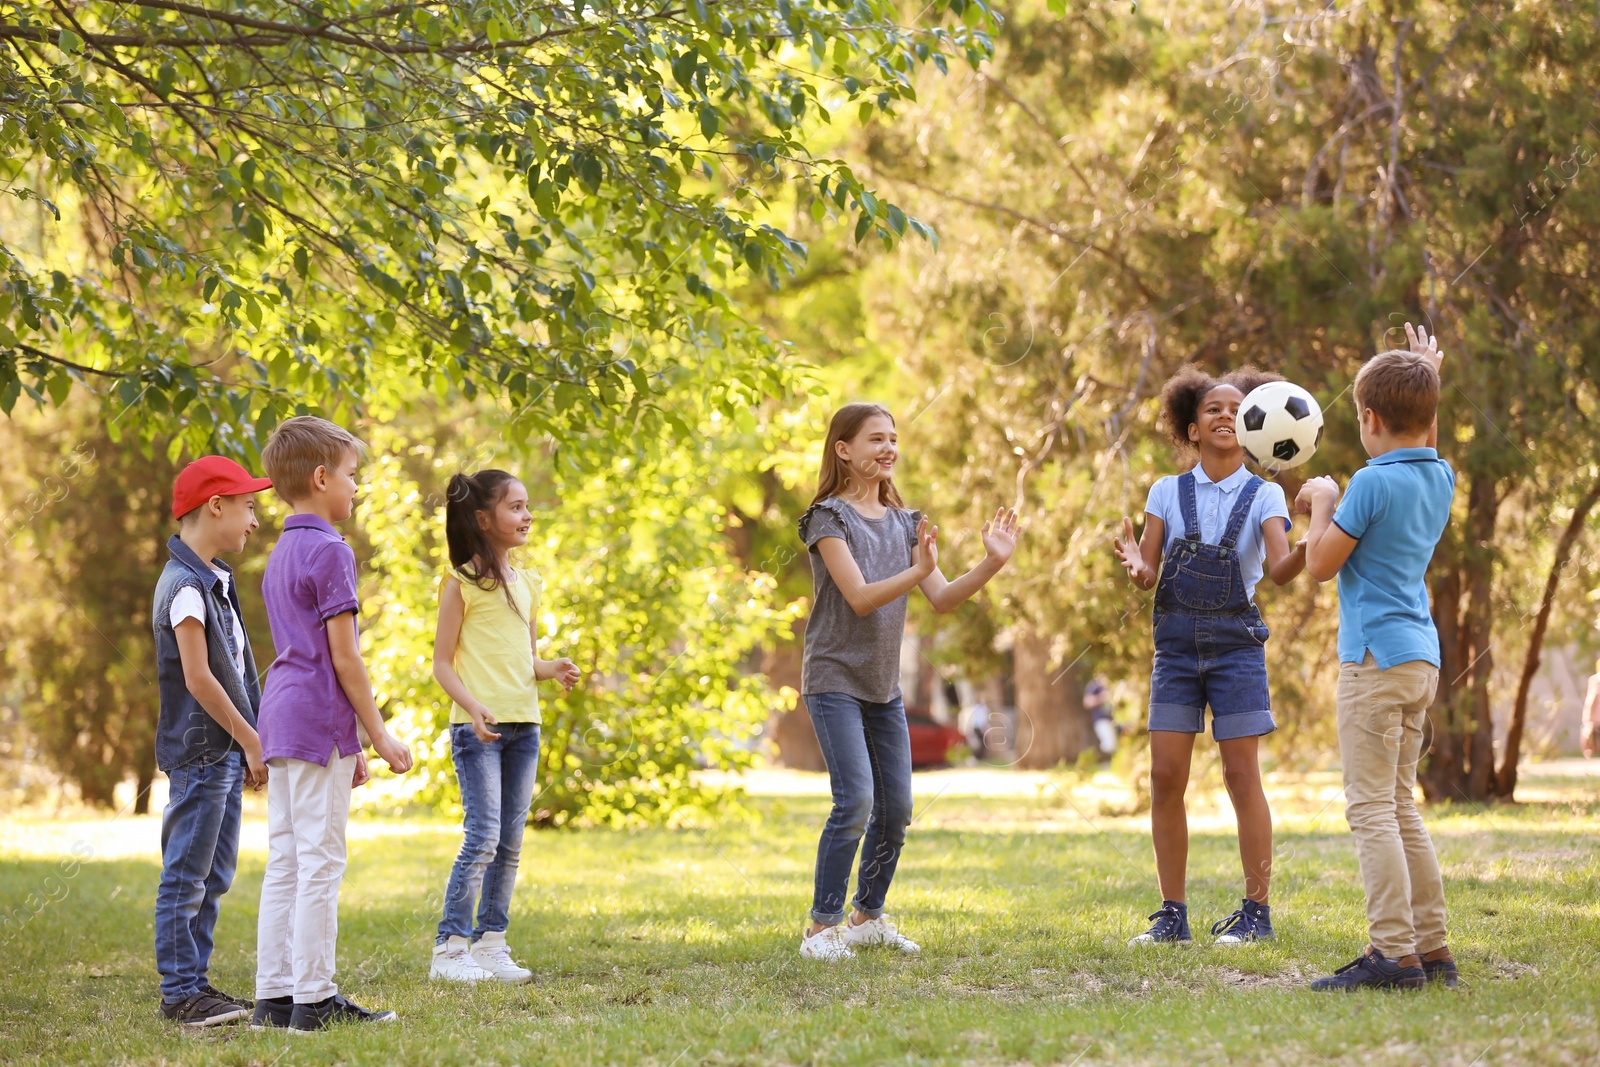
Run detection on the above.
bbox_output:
[904,708,967,769]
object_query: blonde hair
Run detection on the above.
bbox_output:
[261,416,364,503]
[1354,351,1440,436]
[810,402,905,508]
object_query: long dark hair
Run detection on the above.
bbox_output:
[810,402,906,508]
[445,469,524,618]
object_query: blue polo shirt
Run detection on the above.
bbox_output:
[1331,447,1455,668]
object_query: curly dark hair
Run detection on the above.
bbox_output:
[1158,363,1283,450]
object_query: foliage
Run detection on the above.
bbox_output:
[0,0,994,458]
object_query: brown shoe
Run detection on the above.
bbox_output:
[1421,946,1459,987]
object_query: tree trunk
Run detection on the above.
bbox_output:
[763,631,826,771]
[1422,475,1499,802]
[1494,472,1600,798]
[134,760,155,816]
[1012,627,1088,769]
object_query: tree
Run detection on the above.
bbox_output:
[0,0,993,459]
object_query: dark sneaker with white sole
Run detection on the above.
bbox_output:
[1211,899,1274,944]
[288,994,398,1033]
[1422,949,1459,988]
[160,991,249,1028]
[250,996,294,1030]
[1129,901,1192,945]
[1309,946,1425,991]
[201,983,253,1010]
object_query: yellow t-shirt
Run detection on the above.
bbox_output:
[445,565,542,725]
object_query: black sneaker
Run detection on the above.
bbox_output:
[1128,900,1192,944]
[1212,899,1275,944]
[1309,946,1425,991]
[250,996,294,1030]
[1422,953,1460,988]
[201,982,254,1010]
[288,994,398,1034]
[160,990,249,1028]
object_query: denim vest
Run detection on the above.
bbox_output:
[152,535,262,772]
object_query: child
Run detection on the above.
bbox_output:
[153,456,273,1026]
[1298,323,1457,991]
[252,416,414,1032]
[428,470,580,983]
[797,401,1018,960]
[1111,366,1306,945]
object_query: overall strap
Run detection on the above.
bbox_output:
[1218,475,1264,550]
[1177,471,1200,541]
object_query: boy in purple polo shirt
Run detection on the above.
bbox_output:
[252,416,413,1034]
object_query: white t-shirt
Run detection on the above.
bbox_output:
[170,568,247,680]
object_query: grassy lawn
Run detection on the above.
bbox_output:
[2,767,1597,1066]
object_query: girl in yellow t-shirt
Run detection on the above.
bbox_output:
[428,469,580,984]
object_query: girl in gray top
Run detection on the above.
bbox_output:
[796,401,1019,961]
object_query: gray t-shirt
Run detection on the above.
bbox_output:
[798,496,923,703]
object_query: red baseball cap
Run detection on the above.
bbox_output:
[172,456,273,519]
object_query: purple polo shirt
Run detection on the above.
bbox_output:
[258,514,363,765]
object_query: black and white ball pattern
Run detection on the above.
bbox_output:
[1238,380,1324,471]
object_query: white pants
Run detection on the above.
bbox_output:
[255,749,356,1003]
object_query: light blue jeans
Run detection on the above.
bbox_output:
[154,753,242,1002]
[807,692,914,925]
[437,722,541,942]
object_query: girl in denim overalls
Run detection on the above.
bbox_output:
[1113,367,1308,945]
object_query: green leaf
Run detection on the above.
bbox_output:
[57,28,83,54]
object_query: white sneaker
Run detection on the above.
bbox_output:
[430,936,496,982]
[470,931,533,984]
[799,925,856,961]
[841,915,921,955]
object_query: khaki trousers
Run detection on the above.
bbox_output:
[1336,653,1448,958]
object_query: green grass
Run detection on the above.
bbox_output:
[3,772,1598,1066]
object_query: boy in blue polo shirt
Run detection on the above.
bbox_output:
[1297,322,1459,991]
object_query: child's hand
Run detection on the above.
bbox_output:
[1294,476,1340,514]
[1112,517,1153,587]
[550,658,581,691]
[981,506,1020,566]
[470,706,502,743]
[912,516,939,578]
[352,750,370,788]
[373,729,413,774]
[1405,321,1443,374]
[242,733,267,791]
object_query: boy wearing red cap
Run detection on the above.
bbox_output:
[152,455,272,1027]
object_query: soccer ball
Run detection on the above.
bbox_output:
[1237,381,1324,471]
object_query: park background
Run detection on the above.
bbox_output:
[2,1,1598,1064]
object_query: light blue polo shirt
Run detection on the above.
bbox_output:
[1145,464,1290,604]
[1330,447,1455,668]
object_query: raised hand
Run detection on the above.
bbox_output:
[1111,516,1150,585]
[1404,321,1443,373]
[981,506,1020,566]
[1294,475,1341,514]
[912,515,939,577]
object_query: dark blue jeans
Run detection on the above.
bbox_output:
[807,692,914,925]
[437,722,541,943]
[154,753,242,1002]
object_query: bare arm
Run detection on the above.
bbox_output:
[1263,517,1307,586]
[529,608,581,689]
[1296,477,1358,582]
[174,619,265,789]
[918,507,1019,613]
[327,611,413,771]
[1112,514,1166,591]
[814,516,937,617]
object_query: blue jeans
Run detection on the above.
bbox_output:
[154,754,242,1002]
[807,692,914,925]
[437,722,541,943]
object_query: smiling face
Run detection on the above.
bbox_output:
[314,447,361,523]
[836,413,899,489]
[1188,384,1244,454]
[477,478,531,552]
[218,493,260,552]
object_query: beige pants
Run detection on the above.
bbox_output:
[255,748,357,1003]
[1336,654,1448,958]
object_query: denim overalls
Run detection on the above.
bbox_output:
[1148,471,1277,740]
